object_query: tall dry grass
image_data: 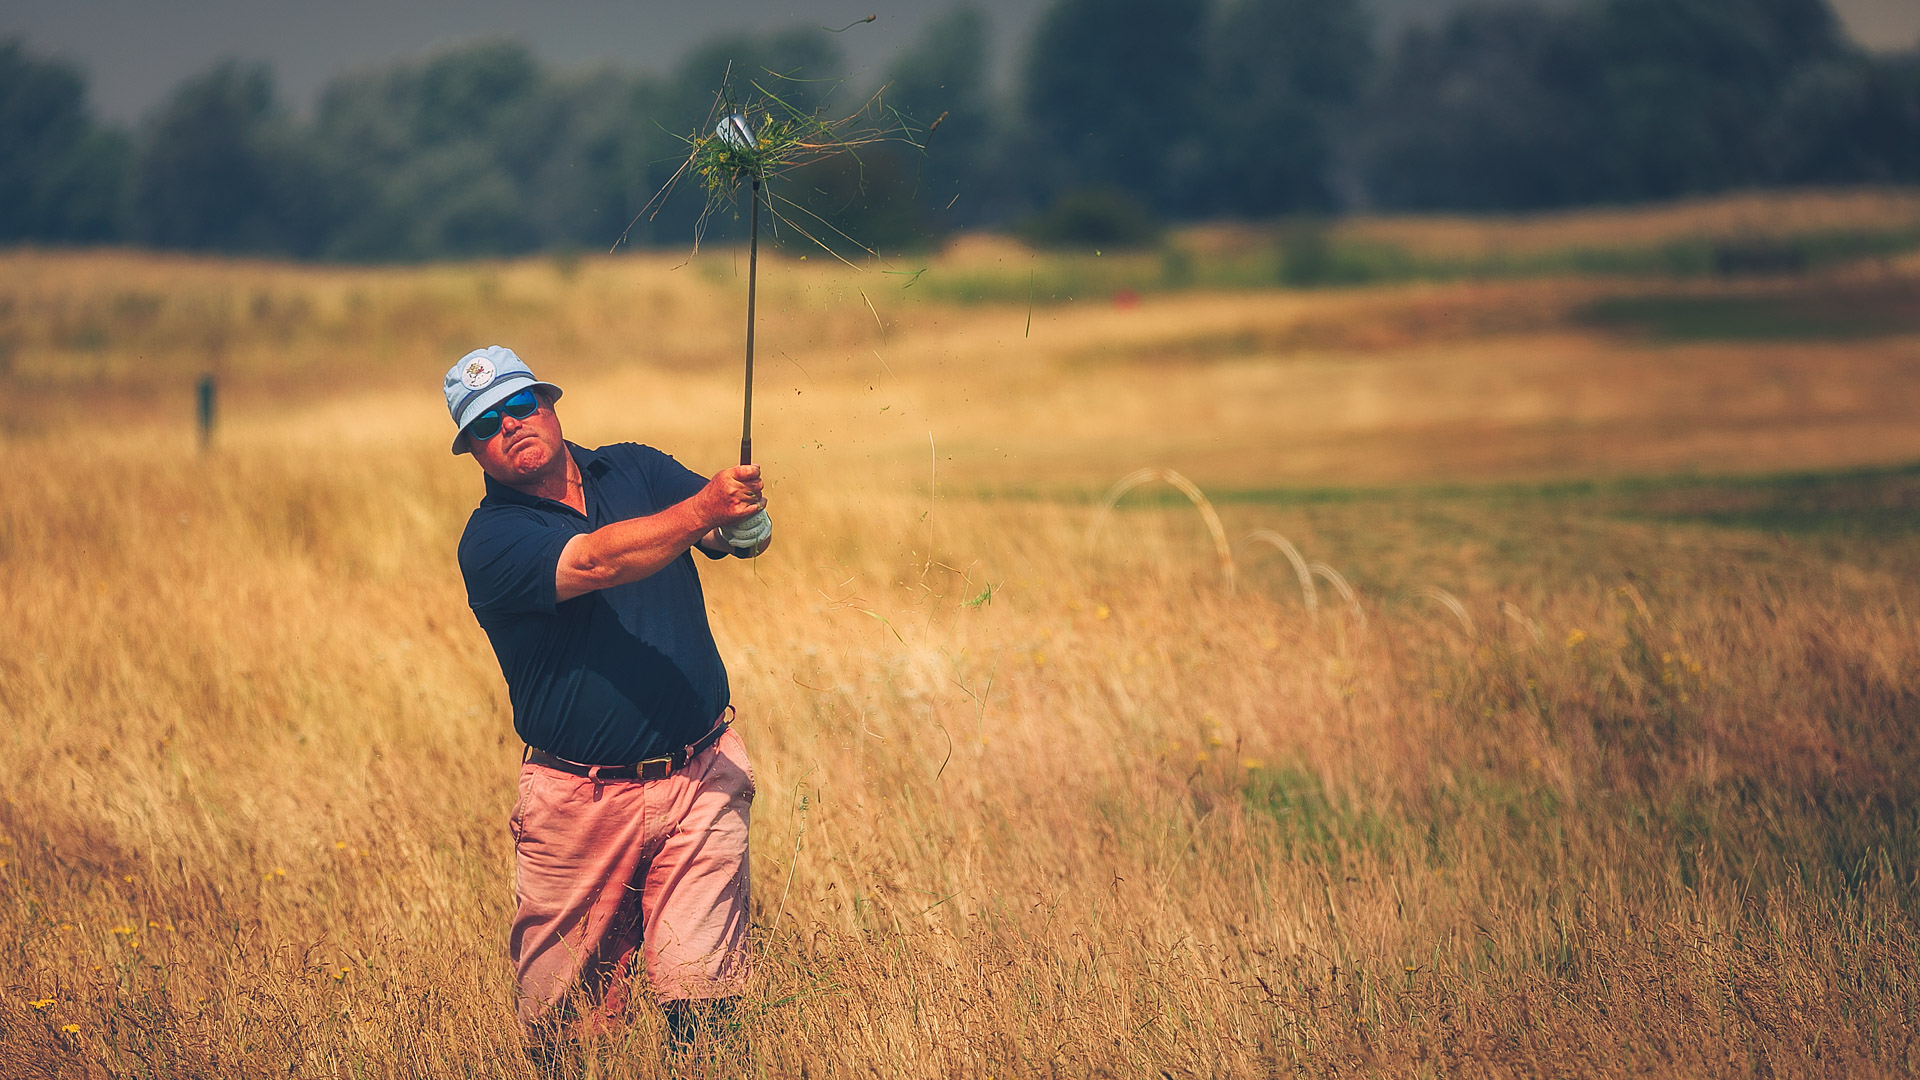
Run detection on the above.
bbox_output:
[3,198,1919,1077]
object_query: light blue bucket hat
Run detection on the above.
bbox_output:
[443,346,563,455]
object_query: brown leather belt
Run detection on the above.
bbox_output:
[525,720,729,782]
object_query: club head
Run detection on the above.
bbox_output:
[716,113,758,151]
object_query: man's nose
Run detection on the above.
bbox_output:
[498,413,524,437]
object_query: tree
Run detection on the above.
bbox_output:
[1359,5,1615,210]
[308,40,549,259]
[667,26,846,123]
[0,39,127,243]
[1763,50,1920,184]
[1356,0,1871,211]
[1593,0,1851,199]
[881,5,997,228]
[634,28,849,250]
[513,69,659,252]
[1022,0,1208,214]
[1198,0,1373,215]
[412,40,541,147]
[129,61,328,254]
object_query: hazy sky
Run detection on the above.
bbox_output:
[7,0,1918,125]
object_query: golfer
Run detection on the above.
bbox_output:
[443,346,770,1053]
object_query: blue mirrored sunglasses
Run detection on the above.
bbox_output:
[465,389,540,443]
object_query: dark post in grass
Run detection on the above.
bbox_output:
[196,373,217,450]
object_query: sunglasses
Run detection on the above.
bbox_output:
[465,389,540,443]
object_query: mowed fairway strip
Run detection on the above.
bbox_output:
[3,193,1919,1077]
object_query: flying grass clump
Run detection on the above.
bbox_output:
[630,73,917,468]
[644,78,915,261]
[687,103,831,203]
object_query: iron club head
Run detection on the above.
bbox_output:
[716,113,758,151]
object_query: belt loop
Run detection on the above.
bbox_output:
[587,763,604,799]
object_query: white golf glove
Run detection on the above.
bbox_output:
[717,508,771,553]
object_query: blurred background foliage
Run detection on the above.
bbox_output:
[1,0,1916,260]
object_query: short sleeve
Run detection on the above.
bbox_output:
[622,444,729,560]
[633,445,709,507]
[458,505,577,616]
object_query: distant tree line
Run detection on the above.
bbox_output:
[2,0,1916,259]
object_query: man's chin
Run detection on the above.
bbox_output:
[503,443,555,477]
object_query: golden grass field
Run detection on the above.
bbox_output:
[3,189,1920,1077]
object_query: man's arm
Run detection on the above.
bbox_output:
[555,464,763,602]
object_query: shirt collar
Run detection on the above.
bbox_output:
[480,441,607,509]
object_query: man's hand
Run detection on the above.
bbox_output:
[693,464,765,530]
[696,465,772,558]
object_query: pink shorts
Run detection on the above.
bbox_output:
[507,727,755,1032]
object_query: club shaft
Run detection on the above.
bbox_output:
[741,179,760,466]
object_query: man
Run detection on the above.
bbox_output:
[443,345,771,1055]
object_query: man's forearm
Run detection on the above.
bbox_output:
[555,463,765,600]
[555,504,711,601]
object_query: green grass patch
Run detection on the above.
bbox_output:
[1576,282,1920,342]
[1625,467,1920,536]
[1419,773,1567,868]
[1241,765,1399,863]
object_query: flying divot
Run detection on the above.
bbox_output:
[636,75,914,467]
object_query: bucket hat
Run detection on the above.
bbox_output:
[443,346,563,455]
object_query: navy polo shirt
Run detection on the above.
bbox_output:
[458,441,730,765]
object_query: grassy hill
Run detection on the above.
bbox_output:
[2,188,1917,1076]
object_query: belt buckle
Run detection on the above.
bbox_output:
[636,756,673,781]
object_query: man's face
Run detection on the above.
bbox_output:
[468,390,566,487]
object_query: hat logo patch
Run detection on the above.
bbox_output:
[462,357,496,390]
